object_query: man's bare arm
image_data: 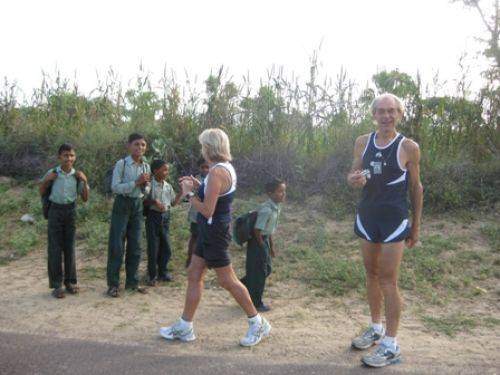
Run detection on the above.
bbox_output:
[347,134,369,188]
[404,139,423,248]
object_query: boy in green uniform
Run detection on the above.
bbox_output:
[106,133,151,297]
[144,160,182,286]
[39,143,89,299]
[185,158,209,268]
[241,179,286,311]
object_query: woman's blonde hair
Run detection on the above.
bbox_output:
[199,128,232,162]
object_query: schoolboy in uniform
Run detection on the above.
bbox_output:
[144,159,183,286]
[39,143,89,299]
[241,179,286,312]
[106,133,151,297]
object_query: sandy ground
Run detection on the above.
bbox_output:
[0,242,499,375]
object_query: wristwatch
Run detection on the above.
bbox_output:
[186,192,195,199]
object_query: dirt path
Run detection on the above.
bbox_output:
[1,244,499,374]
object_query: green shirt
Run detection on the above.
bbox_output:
[41,166,84,204]
[111,156,151,198]
[149,179,176,212]
[254,199,281,236]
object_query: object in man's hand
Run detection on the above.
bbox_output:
[360,169,371,179]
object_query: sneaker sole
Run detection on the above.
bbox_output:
[159,329,196,342]
[351,336,383,350]
[361,355,402,368]
[351,341,377,350]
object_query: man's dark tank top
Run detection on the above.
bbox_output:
[358,132,409,217]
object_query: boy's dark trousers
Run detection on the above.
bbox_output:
[241,235,272,307]
[145,210,172,281]
[107,195,143,288]
[47,202,77,289]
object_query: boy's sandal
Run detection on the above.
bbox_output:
[125,285,148,294]
[107,286,119,298]
[52,288,65,299]
[65,284,79,294]
[135,286,149,294]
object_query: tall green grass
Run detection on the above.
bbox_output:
[0,64,498,213]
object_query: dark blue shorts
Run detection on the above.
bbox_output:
[195,217,232,268]
[354,212,410,244]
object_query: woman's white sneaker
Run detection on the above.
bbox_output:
[239,317,271,347]
[159,319,196,342]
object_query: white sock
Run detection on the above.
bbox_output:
[180,317,193,328]
[248,314,262,325]
[381,336,397,349]
[371,322,384,334]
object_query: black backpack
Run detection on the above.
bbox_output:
[232,211,258,246]
[41,169,81,219]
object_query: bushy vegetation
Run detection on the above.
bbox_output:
[0,63,497,213]
[0,2,498,214]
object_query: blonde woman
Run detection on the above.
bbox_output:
[159,128,271,347]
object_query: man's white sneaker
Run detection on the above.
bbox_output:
[352,326,385,350]
[159,319,196,342]
[362,343,402,367]
[239,317,271,347]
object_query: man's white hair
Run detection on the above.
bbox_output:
[371,93,404,115]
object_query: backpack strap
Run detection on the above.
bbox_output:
[74,173,83,192]
[43,167,59,199]
[47,168,58,189]
[120,158,127,183]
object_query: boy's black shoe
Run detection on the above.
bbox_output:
[147,279,157,287]
[256,303,271,312]
[107,286,119,298]
[65,284,79,295]
[52,288,65,299]
[159,273,173,282]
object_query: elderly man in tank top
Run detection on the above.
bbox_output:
[347,93,423,368]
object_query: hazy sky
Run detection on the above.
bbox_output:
[0,0,492,98]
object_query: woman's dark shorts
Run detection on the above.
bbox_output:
[195,217,231,268]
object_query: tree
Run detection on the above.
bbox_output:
[454,0,499,153]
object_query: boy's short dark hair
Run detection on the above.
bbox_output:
[197,157,208,166]
[58,143,75,155]
[128,133,145,144]
[151,159,167,173]
[265,178,285,194]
